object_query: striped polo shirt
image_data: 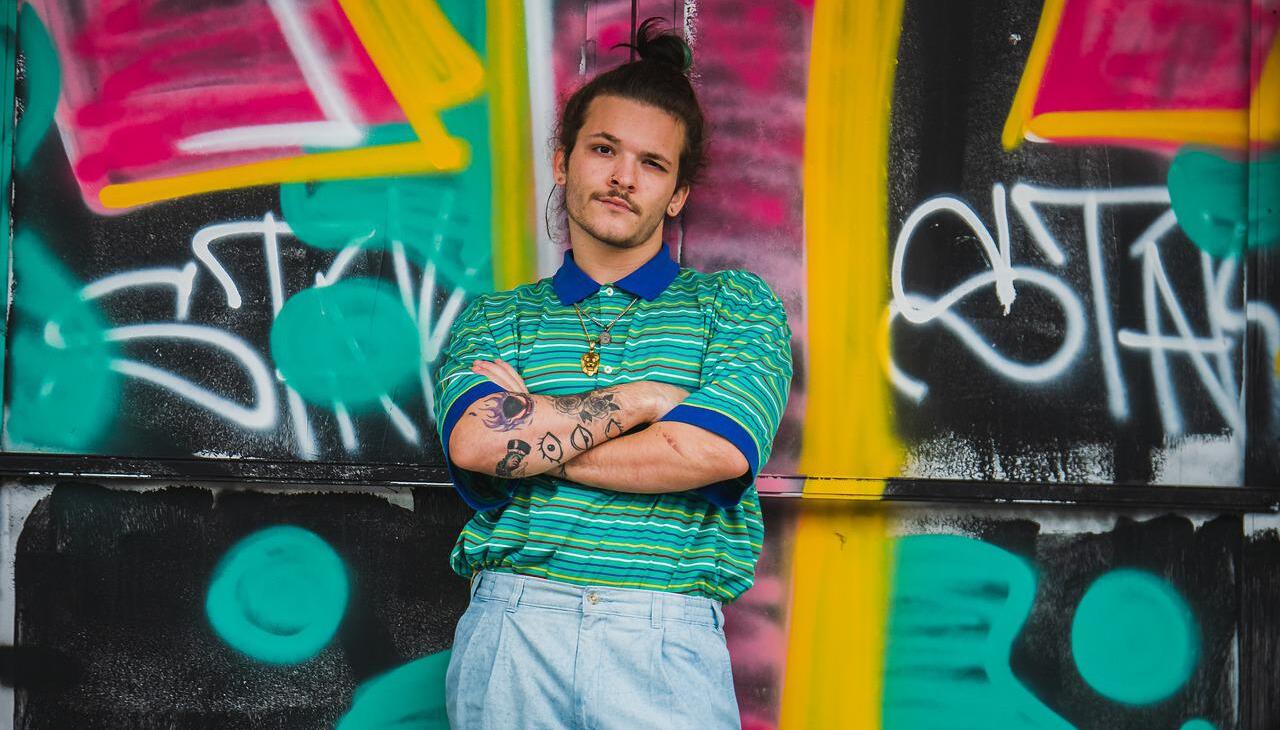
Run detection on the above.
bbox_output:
[433,242,792,602]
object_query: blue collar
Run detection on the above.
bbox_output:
[551,242,680,305]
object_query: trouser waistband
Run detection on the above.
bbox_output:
[469,570,725,629]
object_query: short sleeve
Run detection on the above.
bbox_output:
[432,296,512,511]
[658,271,793,508]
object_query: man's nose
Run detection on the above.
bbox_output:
[609,157,638,192]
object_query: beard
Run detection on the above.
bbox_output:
[563,188,665,249]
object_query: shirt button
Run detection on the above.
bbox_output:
[603,286,614,296]
[587,592,600,604]
[603,365,613,374]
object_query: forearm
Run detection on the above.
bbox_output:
[449,383,655,479]
[559,422,749,493]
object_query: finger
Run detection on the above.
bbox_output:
[492,359,529,392]
[472,361,521,392]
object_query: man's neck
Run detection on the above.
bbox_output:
[568,237,663,285]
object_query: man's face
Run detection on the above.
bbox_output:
[555,95,690,251]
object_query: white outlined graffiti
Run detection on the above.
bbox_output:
[70,212,464,459]
[888,182,1280,438]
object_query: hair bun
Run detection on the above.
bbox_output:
[629,17,693,73]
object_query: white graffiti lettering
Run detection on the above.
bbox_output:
[889,183,1280,438]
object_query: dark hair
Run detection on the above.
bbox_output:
[555,17,707,190]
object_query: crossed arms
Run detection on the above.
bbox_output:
[447,358,749,495]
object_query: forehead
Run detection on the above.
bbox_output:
[577,95,685,158]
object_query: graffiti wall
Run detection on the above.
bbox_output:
[2,0,1278,728]
[3,0,534,466]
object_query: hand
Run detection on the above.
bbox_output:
[471,358,529,393]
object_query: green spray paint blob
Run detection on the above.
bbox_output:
[1168,148,1279,257]
[883,535,1075,729]
[270,279,421,409]
[6,229,120,450]
[15,5,60,169]
[1180,719,1217,730]
[206,526,348,664]
[1071,569,1197,705]
[337,650,452,730]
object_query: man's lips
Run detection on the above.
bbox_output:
[594,196,634,213]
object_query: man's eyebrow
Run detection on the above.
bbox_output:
[585,132,672,167]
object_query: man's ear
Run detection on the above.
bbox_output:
[553,147,567,185]
[666,184,690,217]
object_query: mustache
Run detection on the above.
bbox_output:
[591,191,637,212]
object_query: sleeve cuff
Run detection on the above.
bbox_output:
[658,403,760,508]
[440,381,513,511]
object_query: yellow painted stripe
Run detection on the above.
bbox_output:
[99,140,467,209]
[797,0,904,485]
[487,0,536,290]
[783,0,906,726]
[1025,109,1261,148]
[1001,0,1068,150]
[780,505,893,729]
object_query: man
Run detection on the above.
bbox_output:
[434,20,792,729]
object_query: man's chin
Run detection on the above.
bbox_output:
[576,220,644,248]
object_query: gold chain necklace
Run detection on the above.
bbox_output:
[573,297,638,375]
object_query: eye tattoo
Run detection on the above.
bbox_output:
[480,393,535,432]
[604,418,624,438]
[496,439,531,477]
[537,432,565,463]
[570,425,594,452]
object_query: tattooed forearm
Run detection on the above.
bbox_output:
[480,393,535,431]
[454,380,676,478]
[496,439,531,477]
[551,389,622,423]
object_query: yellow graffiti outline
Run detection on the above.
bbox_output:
[1002,0,1068,150]
[99,0,484,210]
[1004,2,1279,150]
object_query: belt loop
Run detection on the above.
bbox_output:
[469,571,482,599]
[711,601,723,630]
[506,577,525,614]
[651,593,664,630]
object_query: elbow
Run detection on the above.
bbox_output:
[722,448,749,481]
[654,423,749,483]
[448,422,485,473]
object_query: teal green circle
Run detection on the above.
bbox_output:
[1071,569,1197,705]
[270,279,421,408]
[1180,719,1216,730]
[206,526,348,664]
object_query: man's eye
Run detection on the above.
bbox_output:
[644,160,666,171]
[593,145,612,155]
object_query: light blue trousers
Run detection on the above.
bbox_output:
[446,571,741,729]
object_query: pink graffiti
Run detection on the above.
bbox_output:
[30,0,406,212]
[1032,0,1279,139]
